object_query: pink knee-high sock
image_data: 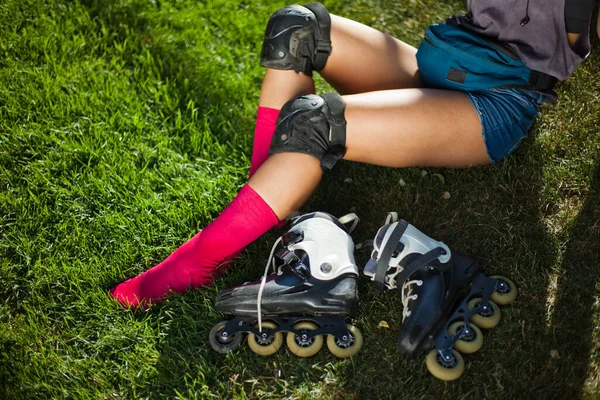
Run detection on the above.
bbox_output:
[249,106,279,178]
[110,185,279,308]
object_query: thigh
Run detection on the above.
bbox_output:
[343,88,489,168]
[320,15,423,95]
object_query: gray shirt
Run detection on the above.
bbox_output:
[457,0,591,81]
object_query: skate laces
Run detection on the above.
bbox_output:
[256,236,283,333]
[401,279,423,320]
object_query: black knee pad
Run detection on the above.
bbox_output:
[260,2,332,75]
[269,93,346,172]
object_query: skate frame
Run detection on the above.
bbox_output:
[219,315,354,346]
[433,273,501,363]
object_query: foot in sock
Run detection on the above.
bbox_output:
[109,230,239,308]
[110,185,279,308]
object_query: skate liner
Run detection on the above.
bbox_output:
[364,212,517,380]
[209,212,363,358]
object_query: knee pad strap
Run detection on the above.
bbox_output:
[269,93,346,172]
[260,2,332,75]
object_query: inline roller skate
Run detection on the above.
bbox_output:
[364,213,517,380]
[209,212,363,358]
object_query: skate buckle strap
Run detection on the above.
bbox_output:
[373,220,409,291]
[291,261,310,280]
[276,249,310,280]
[395,247,448,288]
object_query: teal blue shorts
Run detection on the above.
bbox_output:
[416,23,548,163]
[463,88,546,163]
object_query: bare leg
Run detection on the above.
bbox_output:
[259,70,316,108]
[258,13,424,110]
[344,89,488,167]
[321,15,422,93]
[250,87,487,222]
[249,153,322,220]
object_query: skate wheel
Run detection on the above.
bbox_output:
[468,299,501,329]
[426,349,465,381]
[490,275,518,305]
[247,321,283,356]
[326,324,363,358]
[448,321,483,354]
[286,321,323,358]
[209,321,243,354]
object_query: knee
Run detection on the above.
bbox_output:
[261,3,332,75]
[269,93,347,171]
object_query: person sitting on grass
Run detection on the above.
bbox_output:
[110,1,599,308]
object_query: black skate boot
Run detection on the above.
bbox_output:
[209,212,363,359]
[364,213,517,380]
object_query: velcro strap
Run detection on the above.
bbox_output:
[373,220,409,291]
[304,2,331,71]
[316,40,331,53]
[299,57,312,76]
[395,247,448,287]
[313,39,332,71]
[320,92,347,171]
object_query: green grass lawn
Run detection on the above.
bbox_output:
[1,0,599,398]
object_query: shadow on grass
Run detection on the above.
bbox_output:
[542,161,600,398]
